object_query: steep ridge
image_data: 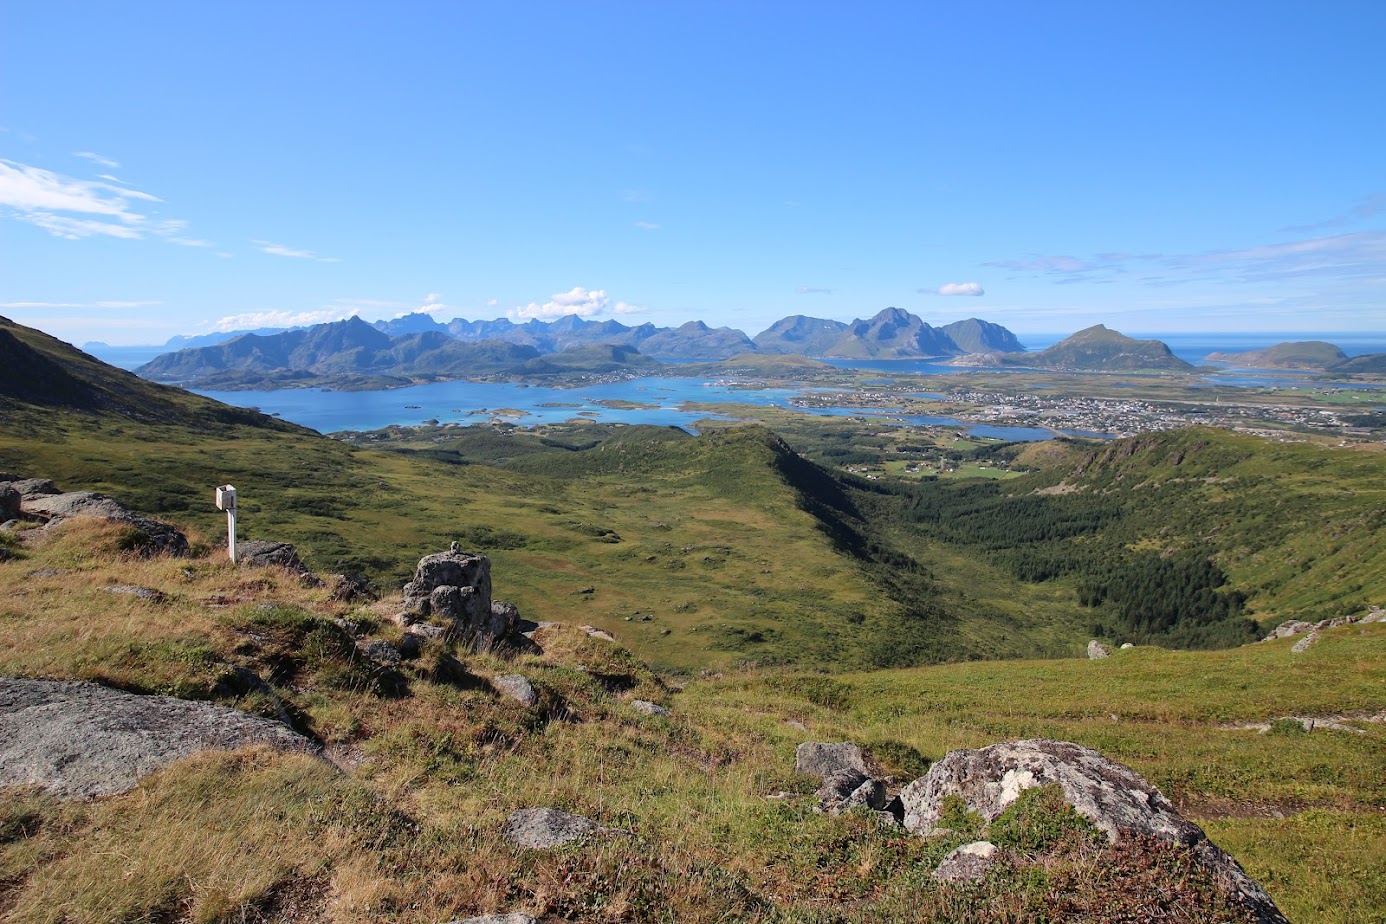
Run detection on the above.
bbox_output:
[940,317,1026,353]
[0,316,300,430]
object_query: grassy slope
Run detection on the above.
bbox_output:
[0,524,1381,922]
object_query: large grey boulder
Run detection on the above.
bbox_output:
[932,841,999,882]
[900,739,1287,924]
[501,807,595,849]
[1087,639,1110,660]
[22,491,188,556]
[236,540,319,584]
[401,547,514,645]
[0,678,316,799]
[795,741,868,779]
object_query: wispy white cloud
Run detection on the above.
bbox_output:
[252,239,339,262]
[0,158,211,246]
[985,255,1096,274]
[986,230,1386,292]
[620,188,650,203]
[75,151,120,169]
[510,286,642,320]
[634,221,660,231]
[933,282,985,296]
[213,307,360,331]
[1279,194,1385,234]
[795,286,833,295]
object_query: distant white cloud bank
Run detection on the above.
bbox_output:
[510,287,642,320]
[936,282,985,296]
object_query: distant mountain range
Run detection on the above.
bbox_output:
[139,317,542,390]
[132,309,1379,390]
[134,307,1031,388]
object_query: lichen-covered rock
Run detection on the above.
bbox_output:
[357,638,403,666]
[1087,639,1110,659]
[403,549,491,612]
[0,678,316,799]
[501,807,595,849]
[445,914,537,924]
[99,584,167,603]
[795,741,868,779]
[5,478,57,497]
[1291,631,1320,654]
[932,841,999,882]
[900,739,1287,923]
[236,540,319,584]
[22,491,188,557]
[629,699,670,716]
[492,674,538,707]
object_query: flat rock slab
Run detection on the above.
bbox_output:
[0,677,317,799]
[629,699,670,716]
[501,807,596,849]
[795,741,868,779]
[445,915,538,924]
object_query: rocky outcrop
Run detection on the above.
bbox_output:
[1263,606,1381,641]
[629,699,669,716]
[899,739,1287,923]
[0,677,316,799]
[20,490,188,556]
[796,742,893,816]
[1087,640,1110,660]
[932,841,999,882]
[501,807,595,849]
[236,540,321,585]
[2,478,57,497]
[401,547,515,645]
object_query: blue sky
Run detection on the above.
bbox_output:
[2,1,1383,344]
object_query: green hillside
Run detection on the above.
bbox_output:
[1016,324,1193,372]
[1206,340,1347,369]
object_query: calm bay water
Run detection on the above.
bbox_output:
[196,377,1069,441]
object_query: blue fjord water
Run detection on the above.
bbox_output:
[88,331,1382,439]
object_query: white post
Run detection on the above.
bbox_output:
[215,485,238,564]
[227,506,237,563]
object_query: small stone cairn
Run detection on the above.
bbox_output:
[399,544,517,646]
